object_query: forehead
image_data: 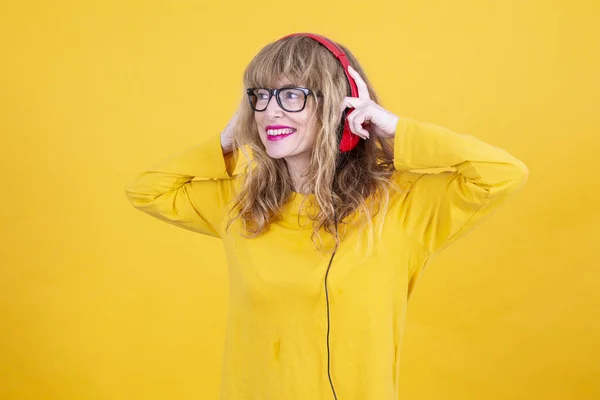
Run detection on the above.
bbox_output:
[274,77,293,86]
[253,72,305,89]
[260,77,296,89]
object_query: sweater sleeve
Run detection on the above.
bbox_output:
[393,117,528,257]
[124,134,240,238]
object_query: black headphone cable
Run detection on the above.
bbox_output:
[325,197,340,400]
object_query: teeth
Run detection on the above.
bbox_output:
[267,128,295,136]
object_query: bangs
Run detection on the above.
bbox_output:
[244,37,331,90]
[248,68,303,90]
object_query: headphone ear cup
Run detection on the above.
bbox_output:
[336,109,348,148]
[338,108,360,152]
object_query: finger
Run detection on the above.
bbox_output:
[347,110,370,138]
[340,96,368,112]
[347,65,370,100]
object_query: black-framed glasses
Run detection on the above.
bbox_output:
[246,87,317,112]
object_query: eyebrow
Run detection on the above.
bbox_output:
[260,84,301,90]
[254,84,304,90]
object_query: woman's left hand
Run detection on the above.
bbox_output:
[341,65,399,140]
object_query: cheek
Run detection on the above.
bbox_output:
[254,115,267,137]
[295,111,316,134]
[304,117,319,143]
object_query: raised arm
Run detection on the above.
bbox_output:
[340,66,527,258]
[124,133,240,238]
[393,117,528,255]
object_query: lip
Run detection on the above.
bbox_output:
[265,125,297,142]
[266,125,296,131]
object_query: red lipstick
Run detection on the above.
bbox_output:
[266,125,295,130]
[266,125,297,141]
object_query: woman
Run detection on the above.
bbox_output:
[125,33,528,400]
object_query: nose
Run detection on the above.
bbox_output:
[264,93,284,118]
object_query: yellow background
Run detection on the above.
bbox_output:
[1,0,598,399]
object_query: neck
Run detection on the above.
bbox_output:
[284,154,310,194]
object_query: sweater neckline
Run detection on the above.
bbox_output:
[285,192,317,216]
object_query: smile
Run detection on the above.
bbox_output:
[266,125,296,141]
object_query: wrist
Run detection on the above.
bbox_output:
[220,134,233,154]
[391,115,400,137]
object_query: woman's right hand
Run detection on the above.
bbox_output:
[220,112,238,154]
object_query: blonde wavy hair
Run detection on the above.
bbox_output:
[226,35,399,252]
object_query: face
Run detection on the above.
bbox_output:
[253,79,318,167]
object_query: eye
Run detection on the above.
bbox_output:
[255,89,269,99]
[284,92,299,100]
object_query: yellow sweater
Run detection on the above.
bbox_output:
[125,117,528,400]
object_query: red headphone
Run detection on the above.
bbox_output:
[281,33,360,153]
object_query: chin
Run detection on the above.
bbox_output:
[265,148,290,159]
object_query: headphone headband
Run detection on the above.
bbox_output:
[280,33,361,152]
[281,33,359,99]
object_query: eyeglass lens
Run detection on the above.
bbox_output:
[251,88,306,112]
